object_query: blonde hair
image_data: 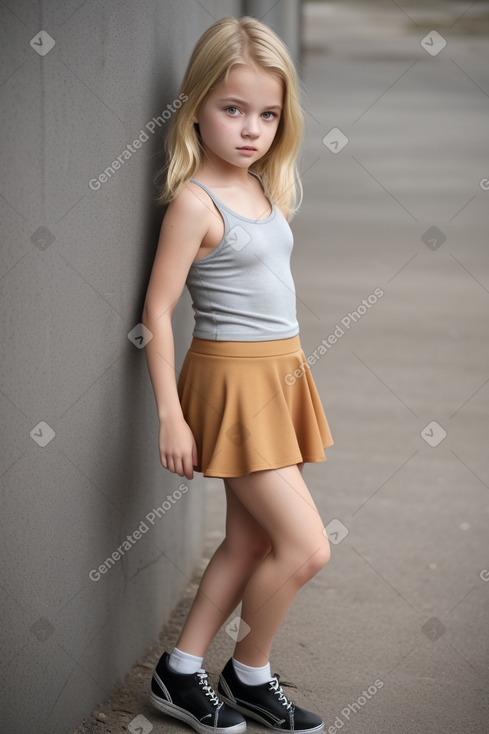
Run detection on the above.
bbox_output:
[153,16,304,220]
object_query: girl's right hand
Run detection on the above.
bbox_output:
[158,415,199,480]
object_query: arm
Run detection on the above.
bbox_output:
[141,186,211,480]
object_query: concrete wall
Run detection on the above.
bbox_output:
[0,1,299,732]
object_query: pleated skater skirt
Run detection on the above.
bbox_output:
[177,334,334,478]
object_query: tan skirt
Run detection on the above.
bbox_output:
[177,335,334,478]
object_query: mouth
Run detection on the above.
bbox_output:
[237,146,257,151]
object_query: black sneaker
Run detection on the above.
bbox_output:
[151,652,247,734]
[218,658,324,733]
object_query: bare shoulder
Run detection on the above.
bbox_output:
[164,180,216,225]
[154,182,216,261]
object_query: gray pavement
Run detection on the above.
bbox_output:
[75,2,489,733]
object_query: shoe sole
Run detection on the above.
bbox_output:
[150,692,247,734]
[218,691,324,734]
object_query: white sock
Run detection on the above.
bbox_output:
[232,657,272,686]
[168,647,203,675]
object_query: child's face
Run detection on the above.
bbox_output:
[195,63,283,171]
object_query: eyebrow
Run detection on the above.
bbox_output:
[219,97,282,110]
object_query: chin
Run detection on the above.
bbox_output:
[233,159,255,168]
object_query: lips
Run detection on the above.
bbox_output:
[237,146,257,151]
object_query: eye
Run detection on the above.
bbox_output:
[262,111,278,121]
[225,106,240,116]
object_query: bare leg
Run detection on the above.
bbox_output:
[175,481,271,656]
[226,464,330,667]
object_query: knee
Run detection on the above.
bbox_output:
[292,538,330,586]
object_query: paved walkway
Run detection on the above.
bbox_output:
[75,3,489,732]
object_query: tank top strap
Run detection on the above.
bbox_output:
[188,175,273,224]
[188,179,229,220]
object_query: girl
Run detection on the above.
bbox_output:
[142,15,334,734]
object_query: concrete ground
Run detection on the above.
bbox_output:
[74,2,489,733]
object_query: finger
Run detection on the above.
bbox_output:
[173,457,185,477]
[182,454,194,481]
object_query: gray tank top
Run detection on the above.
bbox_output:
[185,178,300,341]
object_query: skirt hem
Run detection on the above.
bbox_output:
[196,442,334,478]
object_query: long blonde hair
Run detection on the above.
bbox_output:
[153,16,304,220]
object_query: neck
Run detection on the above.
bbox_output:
[195,148,255,187]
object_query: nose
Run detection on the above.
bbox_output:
[241,116,260,139]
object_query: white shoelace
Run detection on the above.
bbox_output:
[196,670,221,707]
[269,676,293,710]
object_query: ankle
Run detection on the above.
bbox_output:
[168,647,203,675]
[232,657,272,685]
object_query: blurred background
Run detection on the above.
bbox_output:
[1,1,488,732]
